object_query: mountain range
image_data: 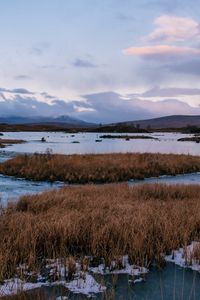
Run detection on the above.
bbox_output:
[1,115,200,130]
[0,115,94,128]
[119,115,200,129]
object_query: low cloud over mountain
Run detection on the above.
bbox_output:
[0,87,200,123]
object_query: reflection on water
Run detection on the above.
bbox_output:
[2,131,200,155]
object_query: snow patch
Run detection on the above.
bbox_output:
[0,278,45,297]
[165,241,200,272]
[90,255,148,277]
[59,273,106,295]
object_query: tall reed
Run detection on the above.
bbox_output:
[1,183,200,280]
[1,153,200,183]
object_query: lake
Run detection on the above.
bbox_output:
[2,131,200,155]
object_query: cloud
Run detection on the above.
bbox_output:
[137,86,200,97]
[0,88,200,123]
[12,88,34,95]
[0,88,34,95]
[123,45,200,57]
[30,47,44,56]
[14,75,32,81]
[117,13,135,22]
[30,42,51,56]
[0,93,75,118]
[163,59,200,75]
[78,92,200,123]
[72,58,97,68]
[143,15,200,43]
[40,92,57,100]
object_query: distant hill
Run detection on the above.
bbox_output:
[90,115,200,133]
[1,115,200,132]
[0,115,94,128]
[115,115,200,129]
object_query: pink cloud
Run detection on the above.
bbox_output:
[143,15,200,43]
[123,45,200,57]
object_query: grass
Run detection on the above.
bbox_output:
[1,152,200,183]
[178,136,200,143]
[0,139,26,148]
[1,183,200,281]
[99,134,157,139]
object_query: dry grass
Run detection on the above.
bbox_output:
[1,291,52,300]
[1,152,200,183]
[1,183,200,281]
[0,139,25,148]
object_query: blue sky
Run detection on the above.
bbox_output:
[0,0,200,122]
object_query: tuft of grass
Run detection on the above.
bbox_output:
[1,183,200,280]
[1,152,200,183]
[0,139,26,149]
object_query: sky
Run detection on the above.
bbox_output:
[0,0,200,123]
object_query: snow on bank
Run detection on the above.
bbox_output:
[0,278,45,297]
[0,259,106,298]
[58,273,106,295]
[90,255,148,284]
[165,241,200,272]
[0,274,105,298]
[0,255,148,297]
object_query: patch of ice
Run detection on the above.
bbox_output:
[0,255,147,297]
[59,273,106,296]
[0,278,46,297]
[165,241,200,272]
[133,278,144,284]
[90,255,148,276]
[0,274,106,298]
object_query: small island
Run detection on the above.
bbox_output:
[99,134,158,140]
[178,136,200,143]
[0,138,26,148]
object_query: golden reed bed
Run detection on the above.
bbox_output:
[1,183,200,281]
[1,152,200,183]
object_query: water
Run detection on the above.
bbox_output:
[0,151,16,162]
[0,174,63,206]
[25,263,200,299]
[130,172,200,186]
[1,131,200,298]
[0,151,63,205]
[2,131,200,155]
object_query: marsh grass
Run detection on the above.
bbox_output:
[1,291,53,300]
[0,139,26,148]
[1,183,200,281]
[1,152,200,183]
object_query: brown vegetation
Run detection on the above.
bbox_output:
[178,136,200,143]
[1,183,200,281]
[0,124,82,133]
[1,291,52,300]
[0,139,26,148]
[99,135,157,140]
[1,152,200,183]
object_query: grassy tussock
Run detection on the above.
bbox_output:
[1,153,200,183]
[0,139,25,148]
[1,183,200,280]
